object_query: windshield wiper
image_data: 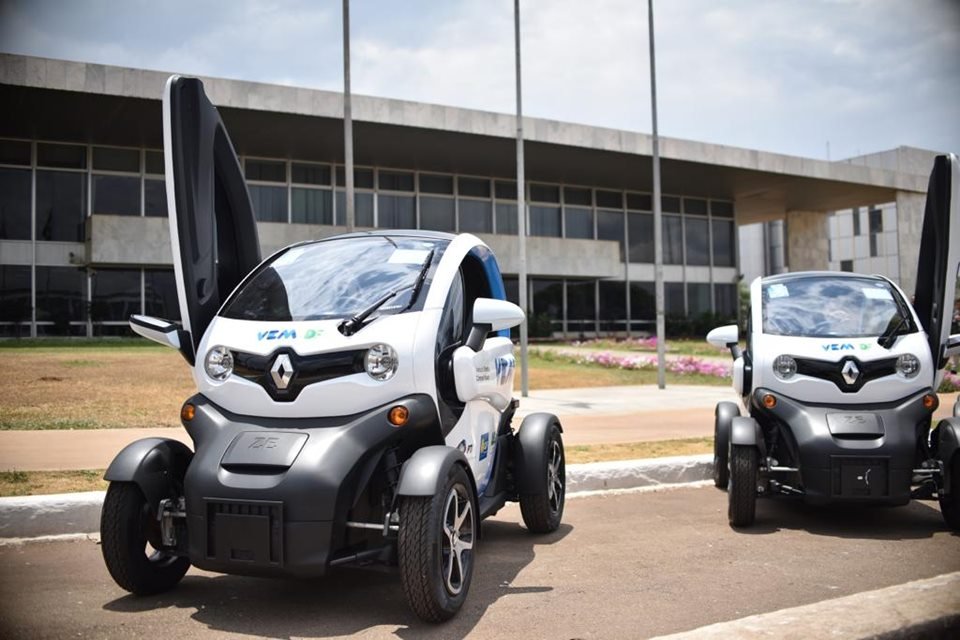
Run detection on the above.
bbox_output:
[338,249,435,336]
[877,292,912,349]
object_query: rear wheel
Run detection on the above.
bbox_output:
[519,425,565,534]
[713,403,738,490]
[398,464,477,622]
[728,444,758,528]
[100,482,189,595]
[939,455,960,531]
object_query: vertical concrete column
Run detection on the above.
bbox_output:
[894,190,925,296]
[785,210,829,272]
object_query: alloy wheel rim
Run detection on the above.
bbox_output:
[441,484,474,596]
[547,439,564,513]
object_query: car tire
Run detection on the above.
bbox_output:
[728,444,758,528]
[398,463,477,623]
[100,482,189,595]
[939,454,960,531]
[713,402,738,490]
[519,424,565,534]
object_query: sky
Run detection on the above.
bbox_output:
[1,0,958,160]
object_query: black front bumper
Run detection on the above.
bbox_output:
[181,393,441,577]
[753,388,935,506]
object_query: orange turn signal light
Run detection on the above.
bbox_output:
[388,405,409,427]
[922,394,938,411]
[762,394,777,409]
[181,403,196,422]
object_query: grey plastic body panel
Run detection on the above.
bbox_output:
[730,416,760,448]
[396,445,472,497]
[104,437,194,507]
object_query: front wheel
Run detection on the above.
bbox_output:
[398,464,477,623]
[727,444,758,528]
[519,424,565,534]
[939,455,960,531]
[100,482,189,595]
[713,403,738,490]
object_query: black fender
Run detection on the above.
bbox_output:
[730,416,761,448]
[715,402,739,453]
[936,417,960,495]
[104,437,194,507]
[514,412,563,496]
[396,445,475,499]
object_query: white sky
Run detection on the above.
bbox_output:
[1,0,958,159]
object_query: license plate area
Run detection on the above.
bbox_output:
[830,457,889,498]
[826,413,883,438]
[206,499,283,566]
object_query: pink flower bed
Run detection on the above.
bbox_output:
[941,371,960,393]
[560,350,731,378]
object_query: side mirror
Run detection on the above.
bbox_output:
[129,315,195,365]
[466,298,525,351]
[707,324,741,360]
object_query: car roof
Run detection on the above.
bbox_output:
[761,271,888,286]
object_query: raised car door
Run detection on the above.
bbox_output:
[913,153,960,376]
[163,75,261,358]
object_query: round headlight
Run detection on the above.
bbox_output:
[365,344,398,381]
[896,353,920,378]
[204,345,234,381]
[773,355,797,380]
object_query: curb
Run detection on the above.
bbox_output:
[649,571,960,640]
[0,455,713,539]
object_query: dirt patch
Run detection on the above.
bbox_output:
[565,437,713,464]
[0,469,107,496]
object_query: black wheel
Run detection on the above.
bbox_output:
[100,482,189,595]
[398,464,477,623]
[713,403,737,490]
[728,444,758,528]
[939,455,960,531]
[519,425,565,534]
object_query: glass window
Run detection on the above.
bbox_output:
[420,174,453,195]
[715,283,738,320]
[379,170,414,192]
[495,181,517,200]
[503,276,520,307]
[0,139,31,166]
[291,163,330,186]
[630,281,655,321]
[869,233,879,257]
[144,269,180,321]
[531,279,563,327]
[222,236,446,321]
[458,199,492,233]
[596,190,623,209]
[711,200,733,218]
[145,151,165,175]
[249,185,287,222]
[92,175,140,216]
[292,188,333,225]
[36,170,86,241]
[37,143,85,169]
[144,179,167,217]
[597,209,625,260]
[0,265,32,325]
[665,282,685,315]
[335,167,374,189]
[0,168,31,240]
[457,177,490,198]
[712,219,735,267]
[869,208,883,234]
[36,266,87,332]
[564,187,591,206]
[378,194,415,228]
[245,159,286,183]
[530,205,561,237]
[599,280,626,331]
[852,208,861,236]
[567,280,595,335]
[627,193,652,211]
[419,196,455,231]
[335,191,374,226]
[684,217,710,266]
[662,196,681,213]
[496,203,518,235]
[663,215,683,264]
[565,207,593,239]
[841,259,853,272]
[530,184,560,203]
[91,269,141,323]
[93,147,139,173]
[687,283,711,315]
[628,212,653,263]
[683,198,707,215]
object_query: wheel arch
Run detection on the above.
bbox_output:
[514,412,563,496]
[104,437,193,507]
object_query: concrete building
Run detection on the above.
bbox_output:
[0,54,937,338]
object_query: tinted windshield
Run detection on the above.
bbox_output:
[761,276,914,338]
[221,236,446,321]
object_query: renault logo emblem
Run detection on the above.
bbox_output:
[270,354,294,390]
[841,360,860,386]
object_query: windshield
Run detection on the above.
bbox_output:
[221,236,446,322]
[761,275,914,338]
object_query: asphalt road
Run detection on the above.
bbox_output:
[2,485,958,639]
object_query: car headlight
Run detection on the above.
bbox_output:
[895,353,920,378]
[204,345,234,381]
[365,344,398,381]
[773,355,797,380]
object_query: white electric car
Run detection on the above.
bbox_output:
[707,153,960,529]
[99,76,566,623]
